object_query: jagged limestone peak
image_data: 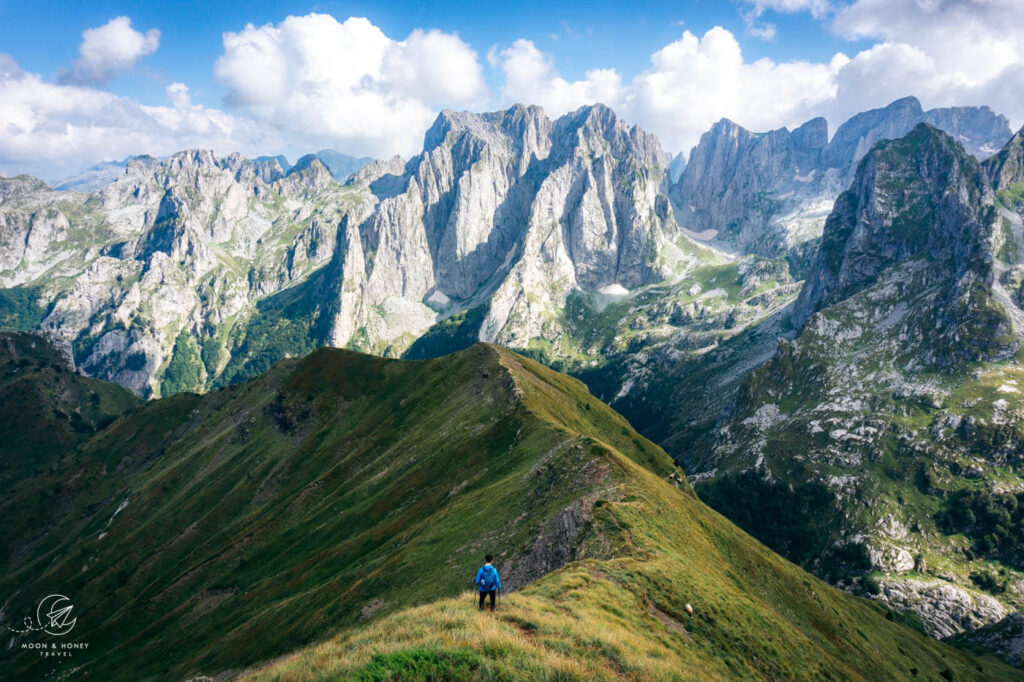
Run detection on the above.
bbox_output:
[795,123,995,329]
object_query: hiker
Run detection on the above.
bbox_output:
[474,554,502,611]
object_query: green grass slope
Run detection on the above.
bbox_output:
[246,428,1015,681]
[1,340,1015,680]
[0,332,140,569]
[1,342,670,680]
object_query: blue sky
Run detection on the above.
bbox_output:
[0,0,1021,179]
[0,1,863,109]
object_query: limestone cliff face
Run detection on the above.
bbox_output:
[674,97,1013,258]
[0,150,376,396]
[675,116,835,256]
[986,126,1024,192]
[2,101,1014,404]
[328,103,683,352]
[1,104,685,393]
[794,123,1001,343]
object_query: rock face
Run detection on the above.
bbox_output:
[327,103,684,353]
[824,97,1010,172]
[0,104,687,395]
[0,149,376,396]
[987,126,1024,192]
[675,116,835,256]
[922,106,1014,160]
[873,579,1008,638]
[700,124,1024,637]
[668,151,687,183]
[674,96,1013,257]
[953,612,1024,668]
[793,123,1000,340]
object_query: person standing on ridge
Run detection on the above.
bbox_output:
[474,554,502,611]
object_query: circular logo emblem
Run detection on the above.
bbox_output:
[36,594,76,636]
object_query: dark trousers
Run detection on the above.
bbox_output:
[478,589,496,610]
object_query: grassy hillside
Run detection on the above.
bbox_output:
[1,336,1015,680]
[246,433,1014,681]
[0,332,140,568]
[1,341,670,680]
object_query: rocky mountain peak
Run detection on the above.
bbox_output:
[794,122,994,329]
[824,96,925,168]
[691,118,756,159]
[251,156,287,183]
[166,148,220,172]
[123,154,159,173]
[280,155,335,191]
[824,97,1012,171]
[674,116,826,255]
[554,103,666,169]
[0,174,50,200]
[792,116,829,150]
[674,97,1014,259]
[287,154,331,177]
[425,108,501,151]
[923,105,1013,159]
[563,102,619,134]
[984,125,1024,191]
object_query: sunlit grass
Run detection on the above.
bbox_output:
[246,441,1013,681]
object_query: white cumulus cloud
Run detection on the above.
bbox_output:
[58,16,160,85]
[491,39,624,116]
[3,7,1024,180]
[490,1,1024,157]
[0,55,264,180]
[214,14,488,158]
[490,28,842,155]
[824,0,1024,123]
[0,14,492,179]
[625,28,843,152]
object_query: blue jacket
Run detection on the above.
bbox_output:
[475,564,501,591]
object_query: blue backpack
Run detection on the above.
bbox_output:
[478,565,496,591]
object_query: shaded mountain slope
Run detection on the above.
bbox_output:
[1,333,1014,680]
[0,332,140,573]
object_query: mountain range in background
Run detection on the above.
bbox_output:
[54,149,375,194]
[5,94,1024,671]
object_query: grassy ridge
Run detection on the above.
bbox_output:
[2,342,671,680]
[247,443,1015,681]
[1,336,1016,680]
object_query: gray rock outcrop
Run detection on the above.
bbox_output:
[673,96,1013,257]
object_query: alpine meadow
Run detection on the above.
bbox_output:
[4,1,1024,679]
